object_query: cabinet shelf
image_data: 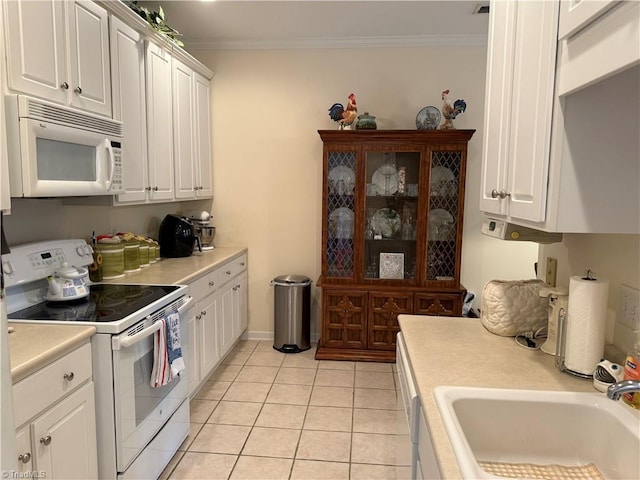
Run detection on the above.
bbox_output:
[318,129,474,361]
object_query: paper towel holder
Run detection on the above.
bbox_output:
[555,269,602,379]
[556,307,593,379]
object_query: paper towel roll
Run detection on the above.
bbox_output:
[565,275,609,375]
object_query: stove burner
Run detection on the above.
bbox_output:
[104,286,155,301]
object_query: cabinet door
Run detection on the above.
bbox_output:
[363,148,421,284]
[480,0,559,223]
[479,0,515,216]
[234,271,248,335]
[414,293,463,317]
[558,0,618,39]
[505,0,558,222]
[111,16,149,204]
[324,149,357,280]
[15,426,33,473]
[173,59,197,199]
[4,0,68,104]
[31,382,98,479]
[0,12,10,212]
[194,72,213,197]
[219,281,236,356]
[146,43,174,201]
[322,291,367,349]
[187,309,200,395]
[199,293,221,378]
[368,292,411,351]
[66,1,111,116]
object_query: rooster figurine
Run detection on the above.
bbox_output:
[438,89,467,130]
[328,93,357,129]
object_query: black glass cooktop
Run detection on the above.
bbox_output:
[8,284,180,323]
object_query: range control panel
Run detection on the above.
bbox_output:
[2,239,94,288]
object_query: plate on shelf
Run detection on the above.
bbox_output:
[430,166,455,196]
[429,209,455,241]
[328,165,355,195]
[372,167,398,195]
[416,106,441,130]
[371,208,401,238]
[329,207,354,239]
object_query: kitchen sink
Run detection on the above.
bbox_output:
[434,386,640,479]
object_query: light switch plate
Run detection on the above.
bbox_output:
[545,257,557,287]
[618,284,640,331]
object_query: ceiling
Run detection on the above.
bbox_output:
[136,1,490,50]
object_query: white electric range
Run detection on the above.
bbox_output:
[3,239,192,479]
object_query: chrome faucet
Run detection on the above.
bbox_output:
[607,379,640,401]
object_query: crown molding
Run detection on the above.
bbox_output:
[185,34,488,51]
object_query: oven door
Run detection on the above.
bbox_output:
[111,297,191,472]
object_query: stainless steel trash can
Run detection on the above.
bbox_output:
[271,275,312,353]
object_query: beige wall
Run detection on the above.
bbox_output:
[539,235,640,354]
[194,46,539,338]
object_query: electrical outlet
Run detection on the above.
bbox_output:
[545,257,557,287]
[618,284,640,331]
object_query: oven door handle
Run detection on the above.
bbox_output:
[112,296,193,350]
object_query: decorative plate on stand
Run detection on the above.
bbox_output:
[416,106,441,130]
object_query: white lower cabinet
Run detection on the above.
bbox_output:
[187,254,248,396]
[13,342,98,479]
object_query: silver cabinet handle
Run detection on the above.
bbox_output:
[145,186,152,191]
[60,82,69,90]
[208,281,215,287]
[40,435,52,446]
[226,270,231,275]
[240,262,245,266]
[195,314,201,320]
[153,186,159,191]
[74,86,82,94]
[490,189,510,199]
[63,371,75,381]
[18,452,31,463]
[201,310,207,316]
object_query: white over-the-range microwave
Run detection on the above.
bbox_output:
[4,94,124,197]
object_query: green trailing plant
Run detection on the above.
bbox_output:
[125,1,184,47]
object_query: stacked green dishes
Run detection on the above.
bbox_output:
[123,240,141,273]
[139,240,150,268]
[96,244,125,279]
[148,241,157,264]
[154,240,161,261]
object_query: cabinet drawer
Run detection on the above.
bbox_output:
[13,342,92,428]
[219,254,247,285]
[189,268,220,301]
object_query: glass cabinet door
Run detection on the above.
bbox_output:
[426,149,463,282]
[325,151,356,278]
[363,150,421,281]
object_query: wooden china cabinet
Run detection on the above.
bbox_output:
[316,129,475,362]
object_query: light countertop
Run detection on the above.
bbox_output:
[398,315,597,480]
[102,246,247,285]
[8,323,96,384]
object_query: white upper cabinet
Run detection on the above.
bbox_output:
[173,60,214,200]
[146,42,175,202]
[173,59,197,200]
[480,0,560,223]
[5,0,111,117]
[558,0,619,39]
[556,1,639,96]
[194,72,214,198]
[110,16,149,204]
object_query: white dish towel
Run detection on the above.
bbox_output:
[150,313,185,388]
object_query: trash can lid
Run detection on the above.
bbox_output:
[272,274,312,286]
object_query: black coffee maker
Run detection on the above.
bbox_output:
[158,214,200,257]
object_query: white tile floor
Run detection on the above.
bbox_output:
[160,340,411,480]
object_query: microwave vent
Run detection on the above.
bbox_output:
[25,98,123,137]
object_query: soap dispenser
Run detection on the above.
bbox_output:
[622,331,640,409]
